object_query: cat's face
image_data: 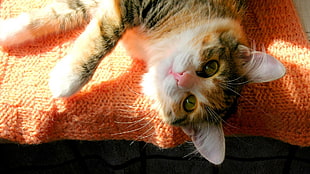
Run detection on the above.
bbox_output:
[141,21,285,165]
[148,26,248,127]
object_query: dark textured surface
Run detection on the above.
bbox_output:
[0,137,309,174]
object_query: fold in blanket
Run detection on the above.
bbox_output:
[0,0,309,147]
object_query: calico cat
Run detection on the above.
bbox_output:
[0,0,286,165]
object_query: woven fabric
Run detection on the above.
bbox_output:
[0,0,309,147]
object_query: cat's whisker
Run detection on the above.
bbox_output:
[226,80,250,86]
[206,107,217,122]
[122,104,143,109]
[219,83,242,97]
[135,126,156,141]
[205,106,221,124]
[205,105,239,130]
[112,111,156,136]
[111,121,151,136]
[117,108,144,113]
[223,75,251,85]
[114,117,146,125]
[221,118,239,130]
[222,74,247,84]
[125,84,144,96]
[115,111,155,129]
[183,148,199,159]
[115,110,142,119]
[130,114,159,141]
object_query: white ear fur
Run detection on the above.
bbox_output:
[239,46,286,83]
[182,124,225,165]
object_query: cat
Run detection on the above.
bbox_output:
[0,0,286,165]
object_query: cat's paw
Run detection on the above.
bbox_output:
[0,14,34,46]
[49,56,84,98]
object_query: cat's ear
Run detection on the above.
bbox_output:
[238,45,286,83]
[182,124,225,165]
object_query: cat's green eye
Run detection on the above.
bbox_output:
[196,60,219,78]
[183,95,197,113]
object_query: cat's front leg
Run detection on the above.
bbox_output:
[49,54,86,98]
[0,1,92,46]
[0,14,34,46]
[49,16,124,97]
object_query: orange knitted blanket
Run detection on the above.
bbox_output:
[0,0,309,147]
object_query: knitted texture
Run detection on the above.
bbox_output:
[0,0,309,147]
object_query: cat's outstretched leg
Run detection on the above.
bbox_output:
[0,0,97,46]
[49,3,126,98]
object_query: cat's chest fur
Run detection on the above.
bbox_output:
[121,26,188,66]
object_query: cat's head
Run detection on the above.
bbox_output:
[142,20,286,164]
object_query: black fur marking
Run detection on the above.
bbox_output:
[67,0,88,19]
[81,54,102,80]
[141,1,164,28]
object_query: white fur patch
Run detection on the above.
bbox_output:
[0,13,34,46]
[49,56,83,98]
[141,67,157,98]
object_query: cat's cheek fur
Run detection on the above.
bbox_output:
[49,56,84,98]
[0,13,34,46]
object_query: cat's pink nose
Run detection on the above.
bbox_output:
[169,70,196,89]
